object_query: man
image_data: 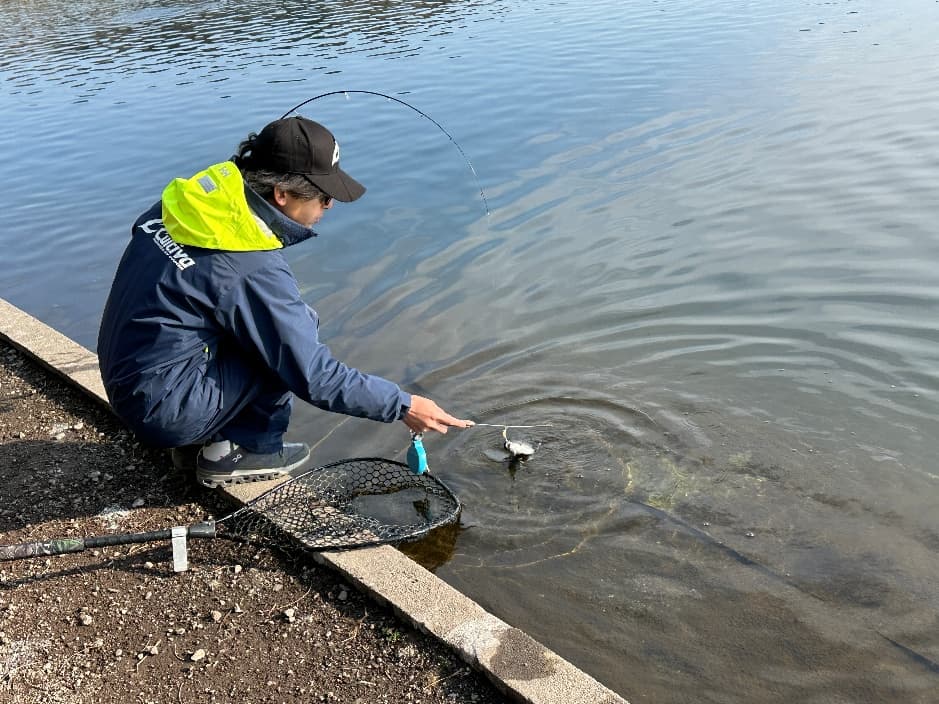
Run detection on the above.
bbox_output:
[97,116,472,488]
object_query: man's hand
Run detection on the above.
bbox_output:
[403,394,475,434]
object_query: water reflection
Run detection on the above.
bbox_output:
[399,520,462,572]
[2,0,506,94]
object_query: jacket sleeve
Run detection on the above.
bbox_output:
[216,259,411,422]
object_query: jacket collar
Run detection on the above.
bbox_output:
[244,185,319,247]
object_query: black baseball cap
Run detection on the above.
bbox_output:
[245,116,365,202]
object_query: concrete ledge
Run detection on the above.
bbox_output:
[0,297,628,704]
[318,547,624,704]
[0,298,108,405]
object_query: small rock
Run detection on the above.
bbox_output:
[131,498,145,508]
[745,531,755,538]
[72,422,84,431]
[210,610,223,623]
[146,643,159,656]
[233,605,243,614]
[190,648,206,662]
[283,608,296,623]
[233,564,243,575]
[337,590,348,601]
[144,562,155,570]
[114,649,123,657]
[79,614,94,626]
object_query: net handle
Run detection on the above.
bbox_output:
[0,522,217,562]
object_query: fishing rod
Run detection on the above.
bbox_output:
[281,90,490,217]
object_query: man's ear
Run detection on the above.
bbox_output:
[271,185,289,206]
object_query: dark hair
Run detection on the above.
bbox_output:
[233,133,327,202]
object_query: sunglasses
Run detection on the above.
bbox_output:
[293,173,332,206]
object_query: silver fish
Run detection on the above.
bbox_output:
[504,439,535,458]
[502,427,535,458]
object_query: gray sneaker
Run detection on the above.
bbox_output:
[196,442,311,488]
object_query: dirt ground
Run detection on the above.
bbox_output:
[0,339,509,704]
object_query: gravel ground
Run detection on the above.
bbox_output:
[0,340,509,704]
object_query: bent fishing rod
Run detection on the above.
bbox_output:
[281,90,490,217]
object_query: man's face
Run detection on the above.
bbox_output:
[275,190,333,228]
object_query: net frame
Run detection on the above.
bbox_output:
[217,457,462,551]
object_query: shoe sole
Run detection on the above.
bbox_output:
[196,449,311,489]
[196,469,289,489]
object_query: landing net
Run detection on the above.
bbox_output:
[219,458,461,550]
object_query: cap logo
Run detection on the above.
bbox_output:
[332,141,340,167]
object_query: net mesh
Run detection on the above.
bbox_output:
[218,458,461,550]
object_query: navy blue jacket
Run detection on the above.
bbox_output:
[97,162,410,446]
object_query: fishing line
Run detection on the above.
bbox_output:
[470,423,553,429]
[281,90,490,217]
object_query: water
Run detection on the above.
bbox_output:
[3,1,939,701]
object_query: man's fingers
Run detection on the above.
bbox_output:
[403,394,475,434]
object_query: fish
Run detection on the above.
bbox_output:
[504,439,535,458]
[501,427,535,458]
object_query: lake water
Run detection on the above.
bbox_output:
[3,1,939,701]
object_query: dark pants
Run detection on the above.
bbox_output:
[110,346,293,454]
[208,369,293,454]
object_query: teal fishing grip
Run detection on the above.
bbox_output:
[407,432,428,474]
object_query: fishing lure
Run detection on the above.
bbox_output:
[407,431,429,475]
